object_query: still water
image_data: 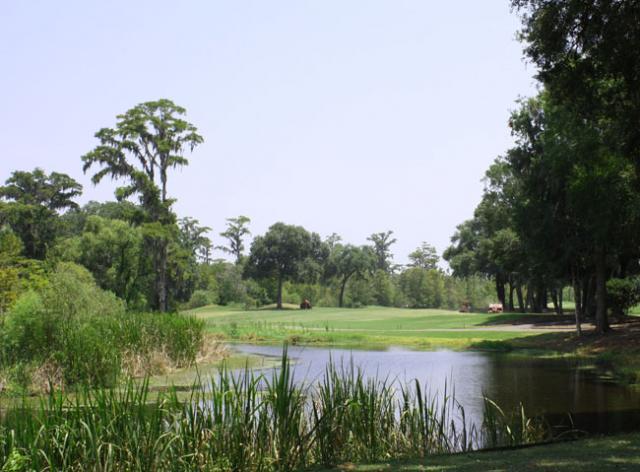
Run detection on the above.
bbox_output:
[233,344,640,435]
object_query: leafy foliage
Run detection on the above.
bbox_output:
[606,277,640,318]
[367,231,397,273]
[218,215,251,264]
[245,223,325,309]
[0,263,203,390]
[0,169,82,259]
[82,99,203,311]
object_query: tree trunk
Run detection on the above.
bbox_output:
[339,277,348,308]
[516,285,525,313]
[573,278,582,336]
[276,274,283,310]
[586,274,598,319]
[551,289,559,315]
[595,249,610,334]
[508,282,515,312]
[558,286,563,314]
[158,239,168,312]
[540,285,548,312]
[495,276,506,307]
[525,284,533,312]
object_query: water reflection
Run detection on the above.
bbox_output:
[232,344,640,435]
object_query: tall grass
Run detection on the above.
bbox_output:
[0,348,548,471]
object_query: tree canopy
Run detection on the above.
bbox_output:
[81,99,203,311]
[244,223,322,309]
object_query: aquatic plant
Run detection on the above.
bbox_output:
[0,348,548,471]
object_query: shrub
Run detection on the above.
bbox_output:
[607,277,640,317]
[184,289,217,309]
[0,263,205,390]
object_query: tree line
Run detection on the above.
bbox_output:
[444,0,640,333]
[0,100,496,316]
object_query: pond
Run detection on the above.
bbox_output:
[232,344,640,436]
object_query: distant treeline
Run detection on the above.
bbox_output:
[0,100,496,318]
[0,177,496,315]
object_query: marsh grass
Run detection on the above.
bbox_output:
[0,348,549,471]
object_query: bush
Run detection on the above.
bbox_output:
[184,289,217,309]
[215,263,246,305]
[0,263,205,390]
[370,270,396,306]
[344,278,373,307]
[607,277,640,317]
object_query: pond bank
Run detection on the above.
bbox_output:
[505,322,640,388]
[318,432,640,471]
[193,304,640,389]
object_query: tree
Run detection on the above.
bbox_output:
[507,93,640,332]
[60,200,143,237]
[606,277,640,318]
[179,217,212,263]
[244,223,318,309]
[327,244,375,308]
[218,216,251,264]
[512,0,640,170]
[82,99,203,311]
[444,155,533,313]
[55,215,145,309]
[0,227,46,315]
[0,228,23,314]
[369,269,396,307]
[0,169,82,259]
[367,231,397,273]
[408,242,440,270]
[511,0,640,331]
[399,267,445,308]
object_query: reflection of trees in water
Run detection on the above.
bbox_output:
[480,356,640,434]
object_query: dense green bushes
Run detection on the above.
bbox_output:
[183,289,219,309]
[0,263,205,392]
[607,277,640,317]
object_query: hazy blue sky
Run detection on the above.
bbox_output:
[0,1,536,265]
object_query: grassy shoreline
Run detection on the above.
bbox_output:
[317,432,640,471]
[2,305,638,469]
[188,304,640,388]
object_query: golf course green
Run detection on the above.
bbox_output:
[189,304,570,349]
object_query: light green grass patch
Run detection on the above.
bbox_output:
[192,305,554,349]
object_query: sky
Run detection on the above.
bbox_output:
[0,1,537,266]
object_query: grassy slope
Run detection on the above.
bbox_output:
[188,304,558,349]
[319,433,640,471]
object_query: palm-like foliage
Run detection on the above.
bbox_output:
[81,99,203,311]
[82,99,203,214]
[0,168,82,259]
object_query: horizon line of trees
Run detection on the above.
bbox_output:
[0,99,495,317]
[0,172,495,314]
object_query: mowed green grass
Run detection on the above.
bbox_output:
[319,433,640,471]
[188,305,553,348]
